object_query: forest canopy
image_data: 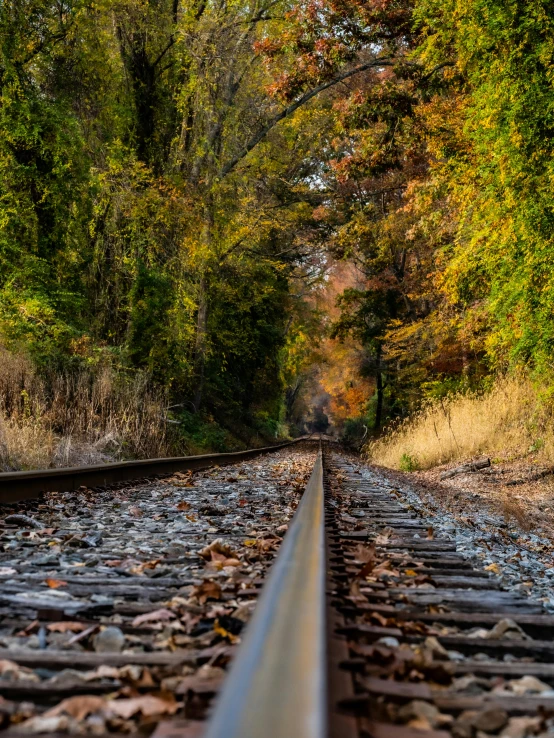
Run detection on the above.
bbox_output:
[1,0,553,458]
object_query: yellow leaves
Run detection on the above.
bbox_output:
[214,619,239,644]
[485,562,501,574]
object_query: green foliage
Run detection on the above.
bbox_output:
[340,416,371,450]
[417,0,554,375]
[176,410,233,454]
[0,0,342,449]
[399,452,420,472]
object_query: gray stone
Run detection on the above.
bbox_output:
[93,626,125,653]
[473,707,508,733]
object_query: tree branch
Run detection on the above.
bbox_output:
[220,57,395,178]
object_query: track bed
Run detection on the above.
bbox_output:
[0,445,316,736]
[326,451,554,738]
[2,443,554,738]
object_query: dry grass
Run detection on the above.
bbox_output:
[0,348,172,471]
[366,375,554,470]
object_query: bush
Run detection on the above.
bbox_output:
[399,453,419,472]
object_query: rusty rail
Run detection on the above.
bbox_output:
[0,438,314,503]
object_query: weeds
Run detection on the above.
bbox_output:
[0,348,171,471]
[399,453,419,472]
[366,375,554,470]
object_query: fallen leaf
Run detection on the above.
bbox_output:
[129,506,143,517]
[214,619,239,644]
[485,562,501,574]
[405,569,418,577]
[192,581,222,604]
[200,539,237,560]
[130,559,161,575]
[16,716,70,733]
[109,695,179,719]
[354,543,376,563]
[375,528,393,545]
[176,501,191,511]
[355,543,376,579]
[427,526,434,540]
[257,538,276,552]
[0,659,39,681]
[132,609,174,627]
[47,622,88,633]
[45,695,108,721]
[45,578,67,589]
[16,619,39,636]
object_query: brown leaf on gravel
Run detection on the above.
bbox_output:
[368,611,389,627]
[47,622,88,633]
[200,539,237,560]
[130,559,161,575]
[132,609,175,627]
[176,501,191,511]
[192,581,222,604]
[355,543,377,579]
[375,528,393,545]
[256,538,277,552]
[45,695,108,721]
[105,559,122,567]
[207,553,241,570]
[15,620,39,636]
[0,660,39,682]
[109,695,179,719]
[355,543,376,563]
[427,526,434,540]
[129,506,143,517]
[45,578,67,589]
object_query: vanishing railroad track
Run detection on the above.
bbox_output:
[1,440,554,738]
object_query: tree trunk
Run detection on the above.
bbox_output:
[374,346,383,431]
[192,202,214,412]
[192,273,208,412]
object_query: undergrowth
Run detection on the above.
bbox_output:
[0,348,288,471]
[366,375,554,470]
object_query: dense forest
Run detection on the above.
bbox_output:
[1,0,554,465]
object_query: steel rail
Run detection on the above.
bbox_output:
[204,445,327,738]
[0,438,314,504]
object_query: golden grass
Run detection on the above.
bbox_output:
[366,375,554,470]
[0,348,172,471]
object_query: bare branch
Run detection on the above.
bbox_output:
[220,58,395,178]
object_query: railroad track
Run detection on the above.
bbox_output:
[1,441,554,738]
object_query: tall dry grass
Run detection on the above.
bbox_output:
[0,348,172,471]
[366,376,554,470]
